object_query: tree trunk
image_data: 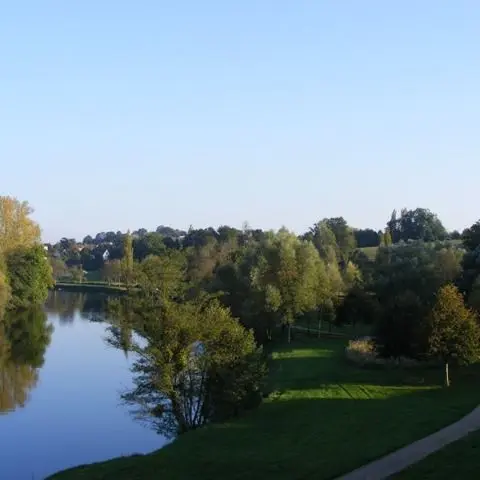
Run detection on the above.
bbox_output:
[445,361,450,387]
[287,324,292,343]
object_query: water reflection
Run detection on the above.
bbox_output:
[0,291,165,480]
[0,308,52,413]
[44,290,109,323]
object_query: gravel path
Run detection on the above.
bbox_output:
[335,405,480,480]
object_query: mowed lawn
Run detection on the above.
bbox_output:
[395,429,480,479]
[49,337,480,480]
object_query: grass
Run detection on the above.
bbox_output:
[48,337,480,480]
[395,429,480,479]
[359,245,379,260]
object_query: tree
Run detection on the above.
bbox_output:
[102,259,122,285]
[69,266,85,283]
[133,232,166,261]
[305,220,338,261]
[427,284,480,387]
[343,261,363,290]
[375,290,427,359]
[50,257,68,281]
[0,269,10,317]
[353,229,380,248]
[0,197,41,255]
[324,217,356,264]
[383,229,392,247]
[136,252,187,300]
[122,231,135,285]
[5,246,54,310]
[387,208,447,243]
[251,230,330,342]
[111,297,266,436]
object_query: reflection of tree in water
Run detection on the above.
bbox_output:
[0,308,52,413]
[106,297,135,358]
[44,291,109,323]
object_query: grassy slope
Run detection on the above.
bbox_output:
[395,429,480,479]
[48,337,480,480]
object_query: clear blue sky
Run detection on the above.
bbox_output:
[2,1,479,242]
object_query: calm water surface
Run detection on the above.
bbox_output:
[0,292,166,480]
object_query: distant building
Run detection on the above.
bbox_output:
[102,249,110,262]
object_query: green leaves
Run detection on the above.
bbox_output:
[428,284,480,365]
[5,245,53,310]
[116,296,266,436]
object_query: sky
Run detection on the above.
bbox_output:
[2,1,480,242]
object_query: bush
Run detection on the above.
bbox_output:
[345,338,438,369]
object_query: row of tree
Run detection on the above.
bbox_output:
[48,207,461,277]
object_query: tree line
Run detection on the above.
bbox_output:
[4,195,480,435]
[99,208,480,435]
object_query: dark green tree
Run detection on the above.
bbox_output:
[6,246,53,310]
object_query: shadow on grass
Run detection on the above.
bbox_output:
[50,385,480,480]
[49,336,480,480]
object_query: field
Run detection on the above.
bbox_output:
[48,336,480,480]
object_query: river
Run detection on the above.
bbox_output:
[0,291,167,480]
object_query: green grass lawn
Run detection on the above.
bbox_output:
[48,337,480,480]
[395,429,480,479]
[359,245,379,259]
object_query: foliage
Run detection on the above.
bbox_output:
[336,287,380,327]
[250,230,330,341]
[353,228,380,248]
[372,243,461,305]
[0,196,41,255]
[5,246,54,310]
[427,284,480,385]
[462,220,480,251]
[50,257,68,281]
[121,231,135,285]
[101,259,122,284]
[0,269,10,317]
[68,266,85,283]
[136,252,187,299]
[111,296,266,437]
[324,217,357,264]
[387,208,447,243]
[375,290,428,359]
[133,232,166,261]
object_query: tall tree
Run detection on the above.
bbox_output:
[122,231,135,285]
[427,284,480,387]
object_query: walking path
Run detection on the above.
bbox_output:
[336,405,480,480]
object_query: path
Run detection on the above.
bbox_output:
[335,405,480,480]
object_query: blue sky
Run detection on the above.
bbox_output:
[2,1,480,242]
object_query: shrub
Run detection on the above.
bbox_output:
[345,338,438,369]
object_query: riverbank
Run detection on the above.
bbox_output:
[53,282,128,294]
[48,336,480,479]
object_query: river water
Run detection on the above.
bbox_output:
[0,291,166,480]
